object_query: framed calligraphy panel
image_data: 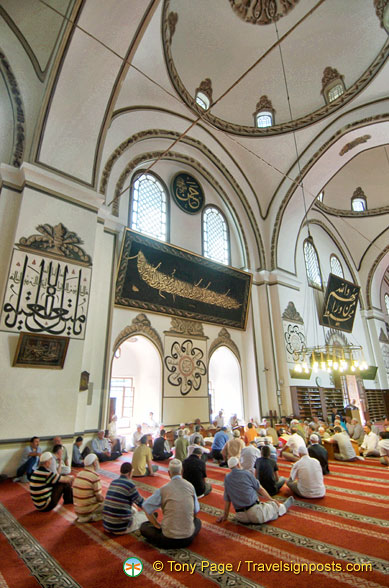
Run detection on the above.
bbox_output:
[320,273,360,333]
[13,332,69,369]
[115,229,252,330]
[0,249,91,339]
[171,172,205,214]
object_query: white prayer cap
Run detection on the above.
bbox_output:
[310,434,319,443]
[228,456,239,468]
[40,452,53,463]
[298,446,308,456]
[85,453,98,466]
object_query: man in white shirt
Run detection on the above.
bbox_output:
[287,446,326,498]
[378,431,389,466]
[279,427,306,462]
[131,425,143,449]
[215,410,224,429]
[328,426,363,461]
[360,425,380,457]
[240,441,261,473]
[188,436,210,459]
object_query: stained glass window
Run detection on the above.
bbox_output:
[303,238,322,288]
[203,206,229,265]
[330,254,344,278]
[130,172,167,241]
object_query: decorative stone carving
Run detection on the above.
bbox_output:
[284,323,305,361]
[195,78,213,105]
[0,49,25,167]
[229,0,299,25]
[374,0,389,29]
[208,327,240,361]
[254,95,273,112]
[321,67,342,89]
[16,223,92,266]
[282,301,303,324]
[339,135,371,156]
[113,313,163,356]
[168,11,178,43]
[167,317,205,337]
[352,186,366,200]
[379,328,389,344]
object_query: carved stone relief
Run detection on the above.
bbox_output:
[113,313,163,356]
[208,327,240,361]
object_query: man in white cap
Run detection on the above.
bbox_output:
[29,452,74,511]
[217,456,294,525]
[287,446,326,498]
[279,426,306,462]
[308,434,329,475]
[72,453,104,523]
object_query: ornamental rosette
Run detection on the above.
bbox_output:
[164,339,207,395]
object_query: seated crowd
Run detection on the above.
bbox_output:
[12,409,389,550]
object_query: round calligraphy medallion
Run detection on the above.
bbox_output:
[178,355,195,377]
[171,173,205,214]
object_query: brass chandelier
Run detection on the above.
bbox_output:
[293,344,368,375]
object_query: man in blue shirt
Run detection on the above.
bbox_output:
[15,436,42,481]
[217,456,294,525]
[211,427,229,463]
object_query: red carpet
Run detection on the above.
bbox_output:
[1,455,388,588]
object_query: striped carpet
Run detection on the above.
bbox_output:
[0,455,388,588]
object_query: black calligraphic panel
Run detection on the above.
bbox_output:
[115,229,252,330]
[320,273,360,333]
[171,173,204,214]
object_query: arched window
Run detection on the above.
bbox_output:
[303,237,322,288]
[130,172,168,241]
[351,187,367,212]
[385,293,389,315]
[330,254,344,278]
[203,206,230,265]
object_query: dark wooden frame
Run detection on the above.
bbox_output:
[13,332,69,369]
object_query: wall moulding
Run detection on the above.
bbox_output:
[208,327,241,361]
[113,313,163,357]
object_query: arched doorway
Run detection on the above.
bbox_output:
[110,335,162,434]
[208,346,243,423]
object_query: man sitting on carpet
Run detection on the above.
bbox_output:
[72,436,89,467]
[103,462,148,534]
[152,429,173,461]
[211,427,229,463]
[52,436,70,470]
[255,445,286,496]
[132,435,158,477]
[328,426,363,461]
[378,431,389,467]
[308,434,329,475]
[182,448,212,497]
[15,436,42,481]
[91,430,121,462]
[131,425,143,450]
[359,425,380,457]
[73,453,104,523]
[217,456,294,525]
[279,427,306,462]
[29,452,74,512]
[50,444,72,475]
[221,429,245,467]
[287,446,326,498]
[140,459,201,548]
[240,440,261,474]
[188,435,210,460]
[175,429,189,461]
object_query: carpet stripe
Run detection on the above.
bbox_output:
[200,520,385,588]
[287,510,389,541]
[0,503,81,588]
[58,507,261,588]
[197,502,389,575]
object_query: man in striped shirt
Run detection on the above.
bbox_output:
[29,452,74,511]
[103,462,148,534]
[73,453,104,523]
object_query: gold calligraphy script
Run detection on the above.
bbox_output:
[323,283,359,324]
[175,176,202,210]
[133,251,241,309]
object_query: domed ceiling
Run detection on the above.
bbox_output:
[163,0,388,134]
